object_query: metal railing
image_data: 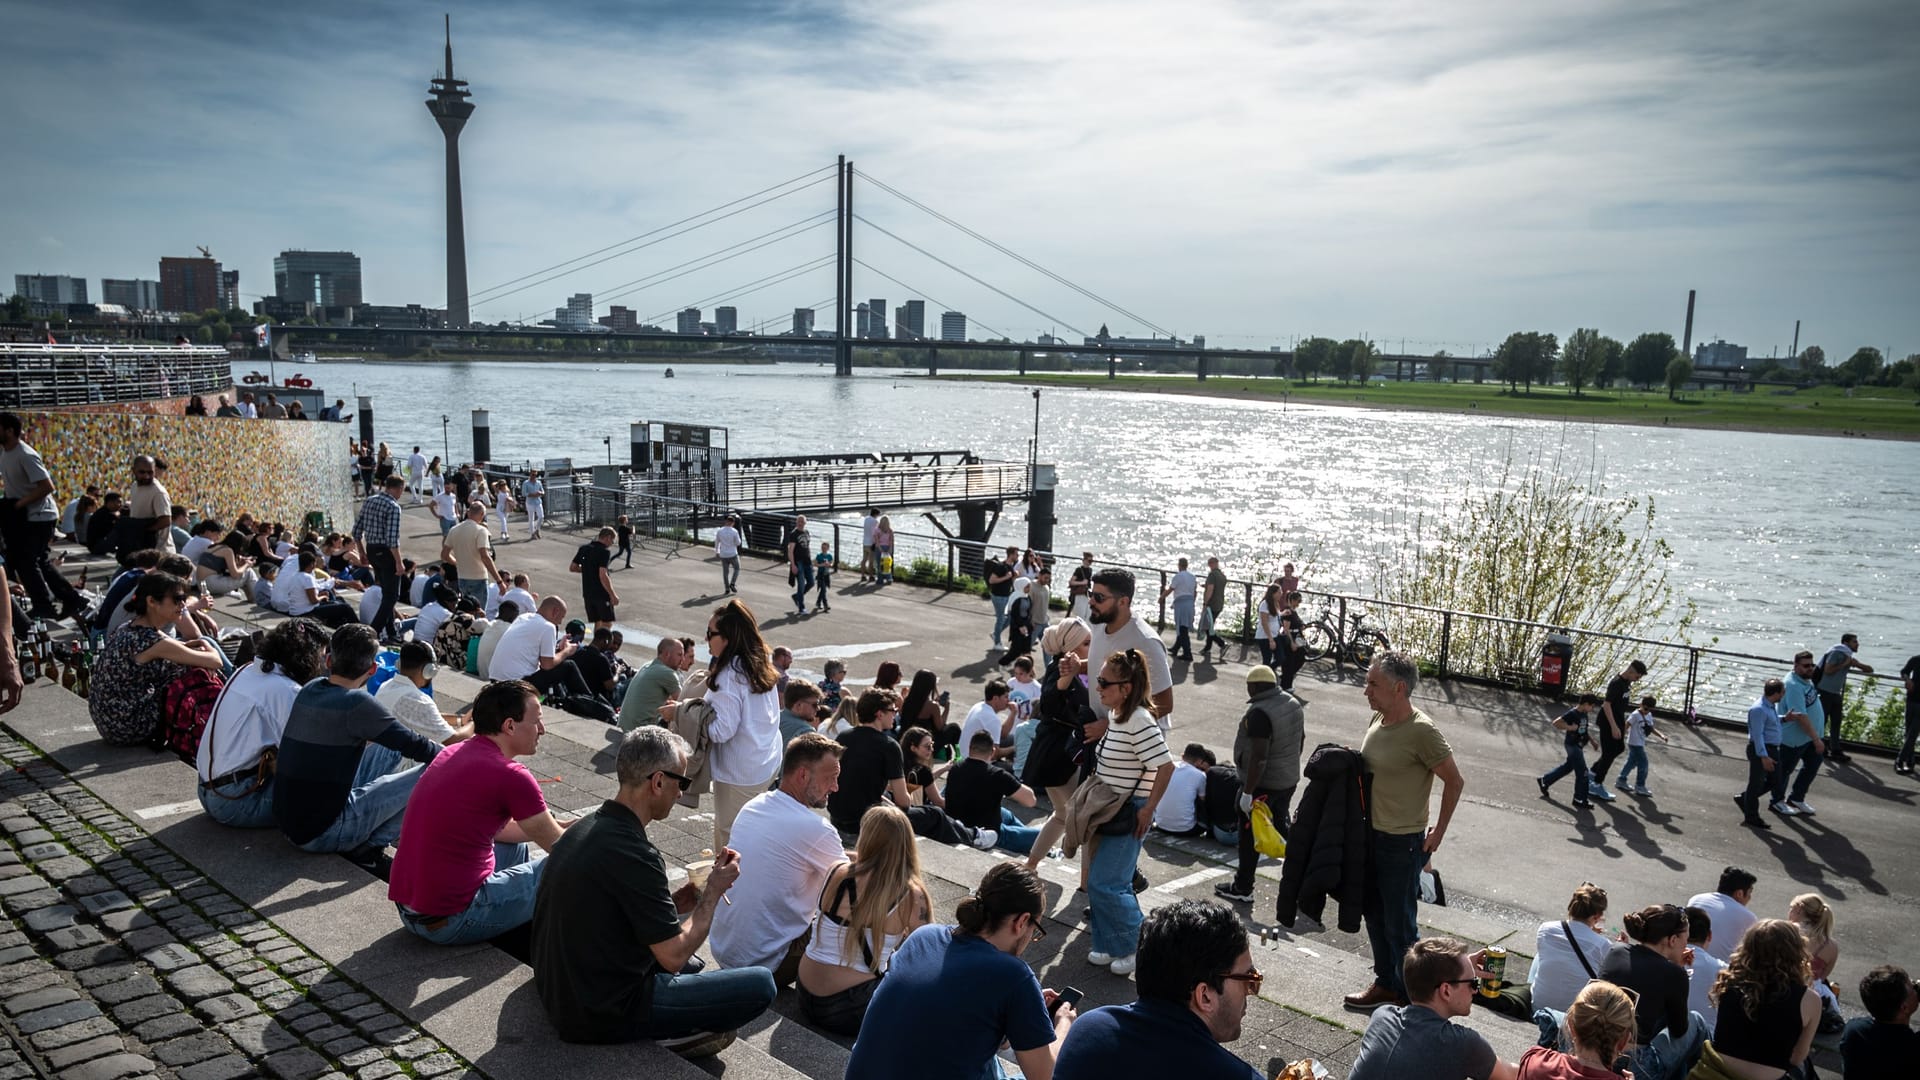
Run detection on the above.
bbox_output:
[0,344,234,408]
[568,485,1907,746]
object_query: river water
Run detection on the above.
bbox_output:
[251,359,1916,661]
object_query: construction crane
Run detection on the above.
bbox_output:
[197,245,214,260]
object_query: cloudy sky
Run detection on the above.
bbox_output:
[5,0,1916,357]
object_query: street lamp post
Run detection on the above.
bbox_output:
[441,414,450,465]
[603,435,612,465]
[1029,388,1041,484]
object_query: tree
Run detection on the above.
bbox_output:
[1595,335,1624,388]
[1492,332,1527,392]
[1493,331,1557,393]
[1797,345,1825,372]
[1346,339,1379,384]
[3,294,27,322]
[1838,347,1883,385]
[1294,337,1335,383]
[1665,354,1693,400]
[1560,328,1605,396]
[1623,332,1677,389]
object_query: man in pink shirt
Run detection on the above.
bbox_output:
[388,679,570,944]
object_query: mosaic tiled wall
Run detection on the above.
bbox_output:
[62,384,237,417]
[14,410,355,531]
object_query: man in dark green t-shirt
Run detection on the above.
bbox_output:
[531,727,774,1057]
[1200,557,1230,659]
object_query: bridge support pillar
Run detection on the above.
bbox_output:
[1107,354,1116,380]
[1018,349,1027,376]
[928,347,938,377]
[1026,464,1056,555]
[630,422,649,470]
[1196,352,1207,381]
[471,409,491,464]
[357,396,374,453]
[957,503,989,578]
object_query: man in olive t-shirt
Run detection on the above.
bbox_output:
[1347,652,1466,1010]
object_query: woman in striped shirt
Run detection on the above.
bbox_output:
[1086,648,1175,977]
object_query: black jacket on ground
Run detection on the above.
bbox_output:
[1274,742,1370,933]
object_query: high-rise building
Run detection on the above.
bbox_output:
[714,306,738,335]
[793,308,815,335]
[866,298,887,339]
[855,303,870,338]
[559,293,592,330]
[677,308,702,335]
[1694,340,1748,369]
[159,256,220,313]
[598,305,638,332]
[895,299,925,341]
[425,16,475,327]
[100,279,160,310]
[13,275,87,305]
[273,251,363,308]
[218,270,240,312]
[941,311,966,342]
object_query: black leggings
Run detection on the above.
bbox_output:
[797,975,881,1036]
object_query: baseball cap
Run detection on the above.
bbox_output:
[1246,665,1278,685]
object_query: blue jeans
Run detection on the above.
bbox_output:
[399,842,545,945]
[1541,741,1590,802]
[633,965,777,1039]
[458,578,488,607]
[815,571,832,607]
[1363,830,1429,993]
[791,561,814,613]
[297,745,428,853]
[1774,742,1822,804]
[1617,745,1650,788]
[1629,1012,1707,1080]
[199,773,276,828]
[991,807,1039,855]
[1087,797,1146,956]
[990,593,1011,644]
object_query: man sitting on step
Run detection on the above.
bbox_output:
[1348,937,1518,1080]
[388,679,570,945]
[710,732,847,986]
[532,726,776,1058]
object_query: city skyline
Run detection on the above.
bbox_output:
[3,0,1916,357]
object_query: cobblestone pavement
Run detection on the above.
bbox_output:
[0,734,475,1080]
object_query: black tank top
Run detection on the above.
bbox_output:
[1713,982,1805,1069]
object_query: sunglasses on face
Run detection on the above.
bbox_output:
[653,769,693,792]
[706,628,724,640]
[1217,968,1264,995]
[1096,678,1127,689]
[1444,977,1483,992]
[1088,592,1115,604]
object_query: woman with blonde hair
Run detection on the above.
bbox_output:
[704,598,782,850]
[1519,981,1638,1079]
[874,515,895,584]
[796,804,930,1035]
[1083,647,1175,976]
[1701,919,1820,1080]
[1786,893,1843,1029]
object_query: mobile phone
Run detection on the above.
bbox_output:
[1049,986,1083,1016]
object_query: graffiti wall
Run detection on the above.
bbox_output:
[61,384,237,417]
[15,411,355,530]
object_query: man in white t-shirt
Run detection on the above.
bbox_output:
[374,641,474,745]
[489,597,591,699]
[270,548,305,611]
[1086,568,1174,732]
[1686,866,1760,962]
[958,680,1015,761]
[714,514,743,595]
[859,508,880,582]
[358,584,385,627]
[1151,743,1211,836]
[407,446,428,504]
[411,585,457,651]
[475,600,519,681]
[1158,557,1199,663]
[710,733,846,986]
[431,488,458,537]
[502,574,537,618]
[1683,904,1726,1030]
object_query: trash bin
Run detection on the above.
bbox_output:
[1541,632,1573,692]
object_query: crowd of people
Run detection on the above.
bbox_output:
[1,417,1914,1080]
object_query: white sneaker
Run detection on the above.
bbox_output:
[1768,800,1798,816]
[1789,800,1816,816]
[1108,954,1138,976]
[1087,951,1117,966]
[1589,784,1616,802]
[970,829,1000,850]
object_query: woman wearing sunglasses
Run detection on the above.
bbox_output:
[89,571,224,745]
[1085,648,1175,978]
[703,599,783,852]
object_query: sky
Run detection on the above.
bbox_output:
[4,0,1917,358]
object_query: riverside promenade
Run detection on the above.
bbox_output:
[0,504,1905,1079]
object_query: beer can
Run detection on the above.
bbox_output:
[1480,946,1507,997]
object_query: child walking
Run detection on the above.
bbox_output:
[1616,695,1669,795]
[812,540,835,612]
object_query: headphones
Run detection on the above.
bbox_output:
[421,661,440,681]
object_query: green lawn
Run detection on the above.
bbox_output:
[937,373,1920,438]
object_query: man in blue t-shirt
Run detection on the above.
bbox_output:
[1054,900,1262,1079]
[1772,652,1826,816]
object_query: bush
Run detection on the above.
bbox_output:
[1841,676,1904,747]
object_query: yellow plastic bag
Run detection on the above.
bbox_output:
[1250,800,1287,858]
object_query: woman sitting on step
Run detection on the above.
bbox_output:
[796,804,930,1036]
[89,572,225,746]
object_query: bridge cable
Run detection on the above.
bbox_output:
[852,259,1015,342]
[853,216,1085,339]
[590,214,836,307]
[646,256,838,326]
[853,168,1173,338]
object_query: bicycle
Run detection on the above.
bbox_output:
[1299,605,1392,667]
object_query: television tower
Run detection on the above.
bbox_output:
[425,14,475,328]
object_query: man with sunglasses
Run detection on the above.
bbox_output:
[532,726,775,1058]
[1349,937,1518,1080]
[1084,568,1174,732]
[1052,900,1265,1079]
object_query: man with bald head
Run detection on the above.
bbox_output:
[489,595,591,700]
[123,453,174,560]
[620,637,685,730]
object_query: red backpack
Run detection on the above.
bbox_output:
[154,667,227,764]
